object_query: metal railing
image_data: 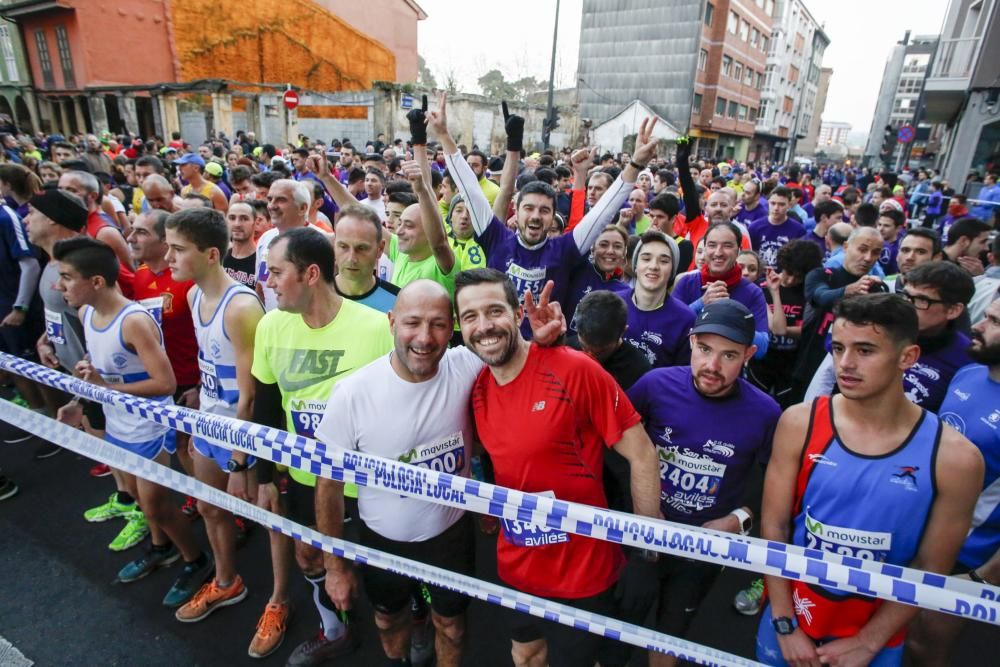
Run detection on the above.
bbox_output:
[930,36,981,79]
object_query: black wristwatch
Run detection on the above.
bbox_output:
[772,616,797,636]
[226,459,249,473]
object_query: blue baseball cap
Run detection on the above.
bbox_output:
[173,152,205,167]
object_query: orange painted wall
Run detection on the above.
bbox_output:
[170,0,397,91]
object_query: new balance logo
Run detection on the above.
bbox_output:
[531,401,546,412]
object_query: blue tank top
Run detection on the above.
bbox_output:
[793,396,940,574]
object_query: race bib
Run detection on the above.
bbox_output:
[198,356,219,400]
[397,431,466,474]
[45,307,65,345]
[657,446,727,515]
[502,491,569,548]
[139,296,164,326]
[289,398,326,438]
[803,509,892,561]
[257,248,270,283]
[506,263,546,304]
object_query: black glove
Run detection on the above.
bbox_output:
[613,553,660,621]
[502,101,524,153]
[406,94,428,145]
[675,136,692,169]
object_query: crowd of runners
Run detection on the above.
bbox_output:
[0,93,998,667]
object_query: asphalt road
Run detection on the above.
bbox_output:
[1,415,997,667]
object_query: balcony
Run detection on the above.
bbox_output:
[923,36,981,123]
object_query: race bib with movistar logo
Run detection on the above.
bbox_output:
[657,446,727,515]
[398,431,465,474]
[803,508,892,561]
[289,398,327,438]
[506,263,546,304]
[45,307,65,345]
[502,490,569,548]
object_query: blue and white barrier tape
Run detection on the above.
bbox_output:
[0,399,759,667]
[3,352,1000,626]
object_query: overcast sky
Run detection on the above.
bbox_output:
[417,0,949,143]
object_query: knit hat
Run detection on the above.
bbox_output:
[631,229,680,282]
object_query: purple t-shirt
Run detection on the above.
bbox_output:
[904,330,972,413]
[566,259,630,334]
[803,230,828,259]
[879,237,901,275]
[734,200,769,226]
[477,217,582,338]
[748,218,807,268]
[672,273,769,336]
[627,366,780,523]
[623,290,696,368]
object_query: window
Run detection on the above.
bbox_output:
[756,72,764,89]
[738,104,748,121]
[740,20,750,41]
[749,107,758,122]
[693,93,703,113]
[728,101,739,118]
[788,65,799,83]
[54,25,74,89]
[750,27,759,47]
[794,33,805,53]
[759,101,769,121]
[744,67,754,86]
[783,96,794,113]
[34,30,53,89]
[722,55,733,77]
[728,10,738,34]
[0,25,17,81]
[734,62,743,81]
[760,36,769,52]
[715,96,727,115]
[698,49,708,71]
[765,0,775,15]
[704,3,715,26]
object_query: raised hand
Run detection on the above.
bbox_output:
[406,94,429,146]
[502,101,524,153]
[631,117,659,168]
[524,280,566,345]
[400,159,424,186]
[675,136,692,168]
[427,93,449,138]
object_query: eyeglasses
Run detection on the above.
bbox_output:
[901,291,950,310]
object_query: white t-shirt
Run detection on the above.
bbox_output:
[254,223,328,312]
[315,347,484,542]
[361,195,386,222]
[255,227,280,312]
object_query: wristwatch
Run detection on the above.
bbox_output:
[772,616,797,636]
[730,508,753,535]
[12,304,27,312]
[226,459,249,473]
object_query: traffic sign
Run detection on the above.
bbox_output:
[897,124,915,143]
[283,90,299,110]
[401,94,414,109]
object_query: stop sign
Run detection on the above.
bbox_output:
[283,90,299,110]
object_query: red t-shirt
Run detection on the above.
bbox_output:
[471,344,640,598]
[132,265,199,386]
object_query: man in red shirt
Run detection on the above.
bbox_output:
[59,169,135,295]
[127,210,200,484]
[455,268,661,667]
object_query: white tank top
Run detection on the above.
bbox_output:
[83,302,172,443]
[192,284,258,418]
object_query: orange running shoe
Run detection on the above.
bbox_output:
[248,601,290,659]
[174,575,247,623]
